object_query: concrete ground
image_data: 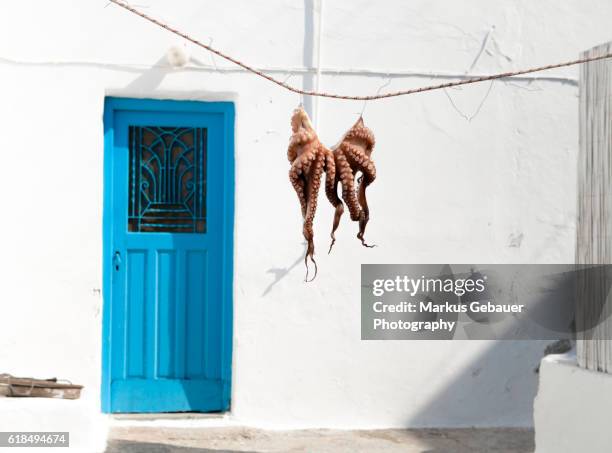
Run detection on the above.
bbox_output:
[107,427,535,453]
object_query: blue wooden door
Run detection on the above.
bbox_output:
[102,98,234,413]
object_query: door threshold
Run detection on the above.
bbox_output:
[112,412,226,421]
[110,412,234,428]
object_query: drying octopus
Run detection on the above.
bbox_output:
[327,116,377,252]
[287,108,377,280]
[287,106,335,281]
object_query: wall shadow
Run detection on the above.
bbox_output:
[415,428,534,453]
[121,56,170,93]
[405,338,549,434]
[402,267,583,436]
[106,439,258,453]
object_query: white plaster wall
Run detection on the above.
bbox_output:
[534,352,612,453]
[0,0,609,431]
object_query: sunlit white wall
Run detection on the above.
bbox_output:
[0,0,608,434]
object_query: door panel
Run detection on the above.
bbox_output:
[102,98,234,413]
[185,250,207,378]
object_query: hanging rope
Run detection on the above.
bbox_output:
[109,0,612,101]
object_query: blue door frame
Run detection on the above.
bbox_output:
[102,97,234,413]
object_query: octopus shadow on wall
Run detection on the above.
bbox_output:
[262,242,309,296]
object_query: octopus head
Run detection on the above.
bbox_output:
[291,106,314,133]
[342,116,376,154]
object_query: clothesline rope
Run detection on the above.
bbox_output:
[109,0,612,101]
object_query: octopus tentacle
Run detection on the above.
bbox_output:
[289,160,308,218]
[337,149,361,221]
[303,151,325,281]
[324,147,343,253]
[356,173,375,247]
[345,145,377,247]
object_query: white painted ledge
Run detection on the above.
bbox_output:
[0,397,108,453]
[534,351,612,453]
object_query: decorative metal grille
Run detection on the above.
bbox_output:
[128,126,207,233]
